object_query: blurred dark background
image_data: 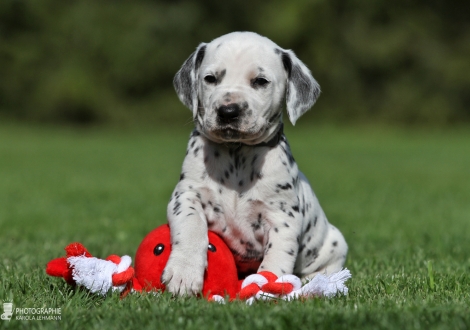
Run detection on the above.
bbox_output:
[1,0,469,127]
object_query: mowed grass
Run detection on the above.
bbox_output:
[0,122,469,330]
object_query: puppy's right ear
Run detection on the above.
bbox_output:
[173,43,207,117]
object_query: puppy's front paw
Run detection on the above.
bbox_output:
[161,253,205,296]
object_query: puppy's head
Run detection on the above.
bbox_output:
[174,32,320,144]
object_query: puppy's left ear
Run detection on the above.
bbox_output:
[173,43,207,117]
[280,50,321,125]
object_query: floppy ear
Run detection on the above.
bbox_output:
[280,50,321,125]
[173,43,207,117]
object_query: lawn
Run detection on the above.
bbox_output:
[0,122,469,329]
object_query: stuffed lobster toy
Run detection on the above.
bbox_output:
[46,224,351,303]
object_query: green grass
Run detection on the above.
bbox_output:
[0,122,469,329]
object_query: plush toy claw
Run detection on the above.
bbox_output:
[239,269,351,305]
[46,243,135,296]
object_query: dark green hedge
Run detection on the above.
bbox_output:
[1,0,469,126]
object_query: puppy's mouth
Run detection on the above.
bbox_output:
[208,126,265,144]
[216,127,240,139]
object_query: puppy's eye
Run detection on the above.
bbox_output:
[208,243,216,252]
[204,75,217,84]
[252,77,270,88]
[153,243,165,256]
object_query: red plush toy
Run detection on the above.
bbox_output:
[46,224,351,303]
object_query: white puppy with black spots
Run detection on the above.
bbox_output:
[162,32,347,295]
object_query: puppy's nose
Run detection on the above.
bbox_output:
[217,104,240,122]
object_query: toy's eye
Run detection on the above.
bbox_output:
[208,243,216,252]
[153,243,165,256]
[204,75,217,84]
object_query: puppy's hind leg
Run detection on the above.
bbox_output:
[302,224,348,280]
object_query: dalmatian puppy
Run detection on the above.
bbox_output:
[162,32,347,295]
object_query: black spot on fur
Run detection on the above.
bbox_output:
[287,153,295,166]
[217,69,226,82]
[201,203,206,209]
[284,222,290,228]
[333,241,338,247]
[274,228,279,233]
[194,147,200,156]
[306,248,318,259]
[224,170,229,179]
[268,112,281,124]
[173,201,181,214]
[277,183,292,190]
[214,150,220,158]
[194,45,206,70]
[292,205,299,212]
[305,222,312,233]
[238,180,243,187]
[179,173,185,181]
[287,249,295,256]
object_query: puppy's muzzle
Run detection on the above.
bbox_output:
[217,103,241,124]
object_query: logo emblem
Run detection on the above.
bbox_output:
[1,302,13,321]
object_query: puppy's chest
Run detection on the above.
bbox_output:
[198,147,272,238]
[199,185,269,273]
[187,143,298,266]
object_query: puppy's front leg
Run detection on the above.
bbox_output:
[162,190,208,296]
[259,212,301,276]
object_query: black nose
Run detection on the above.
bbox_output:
[217,104,240,122]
